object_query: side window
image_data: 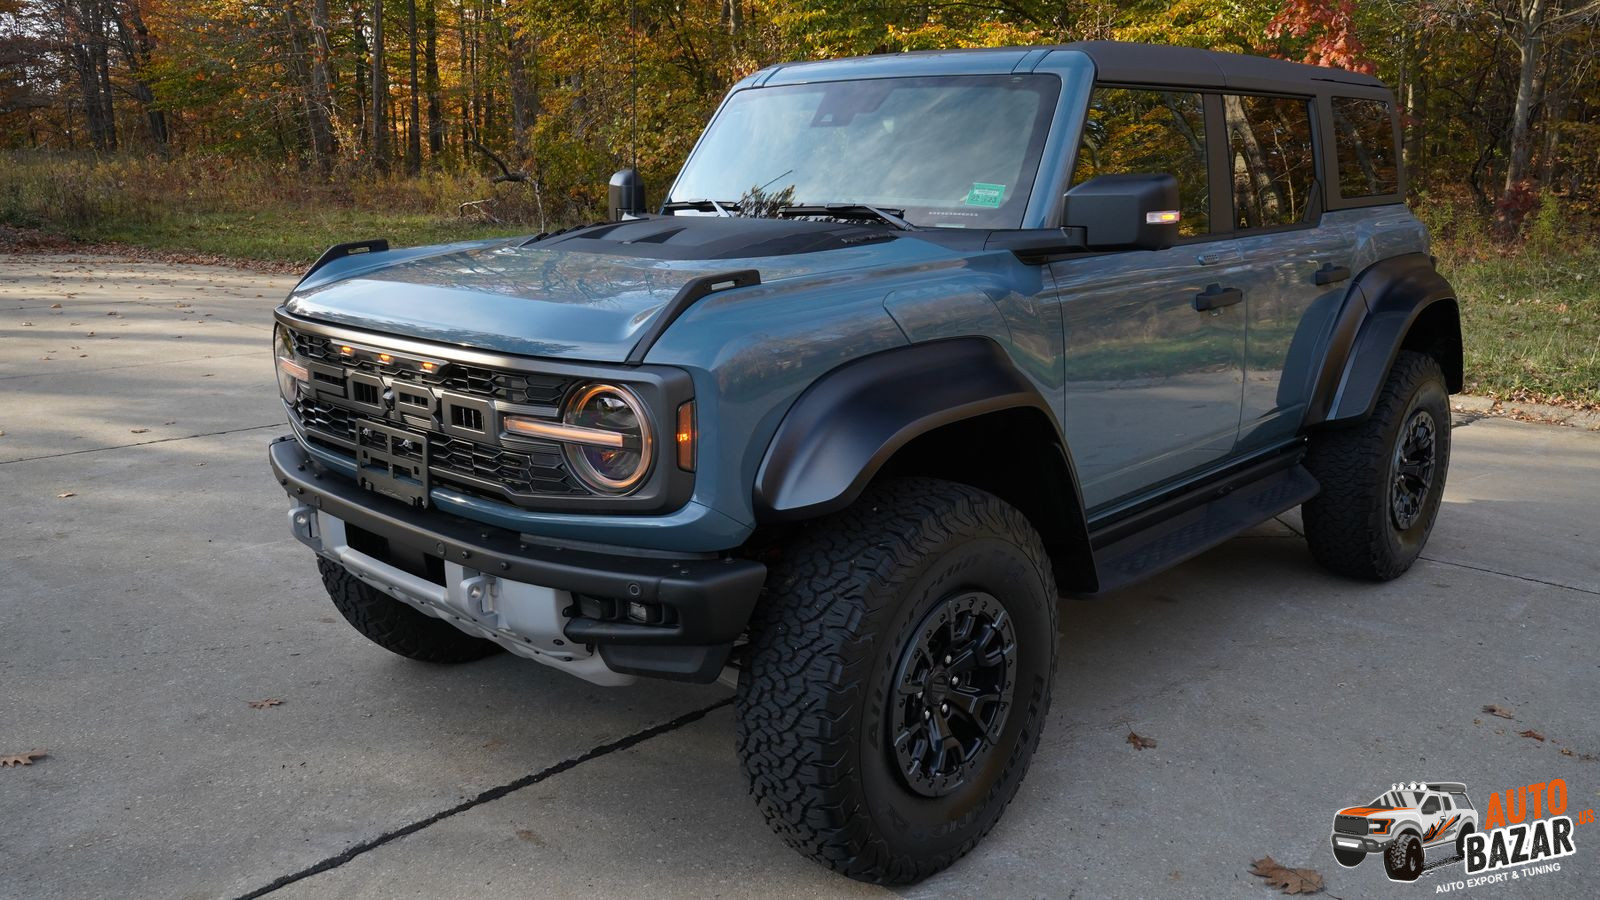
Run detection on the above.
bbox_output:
[1332,97,1399,198]
[1072,88,1209,236]
[1452,792,1473,809]
[1224,95,1317,229]
[1422,797,1440,814]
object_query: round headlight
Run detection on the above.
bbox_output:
[273,324,309,402]
[561,384,653,493]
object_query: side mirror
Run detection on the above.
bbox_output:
[608,168,646,220]
[1062,173,1180,251]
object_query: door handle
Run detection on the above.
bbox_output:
[1193,283,1243,312]
[1197,248,1242,266]
[1314,262,1351,285]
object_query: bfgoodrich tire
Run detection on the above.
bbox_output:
[319,558,502,663]
[736,478,1059,884]
[1302,350,1451,580]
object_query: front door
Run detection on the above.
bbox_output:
[1051,86,1244,512]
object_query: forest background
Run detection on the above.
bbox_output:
[1,0,1597,405]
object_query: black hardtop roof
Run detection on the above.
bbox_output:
[1067,41,1386,92]
[772,40,1389,96]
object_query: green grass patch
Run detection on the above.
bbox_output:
[1441,245,1600,408]
[0,151,534,265]
[68,208,527,266]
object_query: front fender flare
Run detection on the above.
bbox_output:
[753,338,1057,522]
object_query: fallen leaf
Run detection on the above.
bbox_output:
[50,303,61,308]
[20,321,32,326]
[56,491,76,498]
[247,698,283,709]
[1250,856,1324,895]
[1127,731,1157,751]
[130,428,149,434]
[1560,747,1574,757]
[1,750,48,767]
[163,420,175,425]
[1483,704,1516,719]
[1519,729,1546,742]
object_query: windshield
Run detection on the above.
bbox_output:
[669,74,1062,229]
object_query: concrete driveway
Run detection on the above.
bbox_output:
[3,252,1597,899]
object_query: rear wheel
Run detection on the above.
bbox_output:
[1455,823,1475,860]
[736,478,1059,884]
[1303,351,1451,580]
[319,558,501,663]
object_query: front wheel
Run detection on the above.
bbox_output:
[1385,833,1424,881]
[1302,350,1451,580]
[736,478,1059,884]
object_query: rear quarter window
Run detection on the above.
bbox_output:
[1331,97,1399,198]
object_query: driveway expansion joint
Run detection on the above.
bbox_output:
[0,422,288,465]
[230,696,734,900]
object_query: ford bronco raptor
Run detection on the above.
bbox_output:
[269,42,1460,883]
[1332,782,1479,881]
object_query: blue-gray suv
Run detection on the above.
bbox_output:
[269,41,1461,883]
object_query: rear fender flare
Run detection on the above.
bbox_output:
[1309,253,1462,427]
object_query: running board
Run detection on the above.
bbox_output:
[1090,464,1320,594]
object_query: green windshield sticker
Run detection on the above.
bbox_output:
[964,183,1006,208]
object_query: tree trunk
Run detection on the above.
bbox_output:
[405,0,421,174]
[507,31,536,157]
[424,0,443,157]
[1500,0,1550,213]
[308,0,338,173]
[111,2,168,147]
[370,0,389,172]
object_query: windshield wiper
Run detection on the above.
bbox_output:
[776,203,918,231]
[661,198,737,217]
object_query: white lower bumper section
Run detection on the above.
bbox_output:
[291,505,634,686]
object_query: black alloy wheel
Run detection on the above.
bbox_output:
[1390,408,1438,530]
[890,591,1018,798]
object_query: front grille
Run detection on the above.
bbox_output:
[428,434,585,496]
[286,328,590,504]
[289,330,570,404]
[1334,815,1370,835]
[294,397,357,441]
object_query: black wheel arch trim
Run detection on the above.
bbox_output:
[755,337,1094,595]
[1308,252,1463,427]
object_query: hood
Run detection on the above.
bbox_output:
[1338,806,1408,817]
[284,217,958,362]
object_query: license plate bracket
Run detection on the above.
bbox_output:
[355,419,430,508]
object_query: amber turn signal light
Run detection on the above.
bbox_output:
[676,400,696,471]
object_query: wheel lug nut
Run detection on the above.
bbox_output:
[940,702,949,714]
[951,676,960,686]
[923,709,931,720]
[943,655,952,665]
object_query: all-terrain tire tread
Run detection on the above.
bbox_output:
[1302,350,1448,580]
[318,558,501,663]
[735,477,1059,885]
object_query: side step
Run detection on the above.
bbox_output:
[1090,464,1320,594]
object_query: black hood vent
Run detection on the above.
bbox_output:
[524,215,894,260]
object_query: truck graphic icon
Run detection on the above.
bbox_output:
[1331,782,1479,881]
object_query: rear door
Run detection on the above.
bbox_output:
[1050,86,1245,512]
[1220,92,1359,450]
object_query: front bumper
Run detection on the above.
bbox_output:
[1331,832,1392,854]
[269,436,766,684]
